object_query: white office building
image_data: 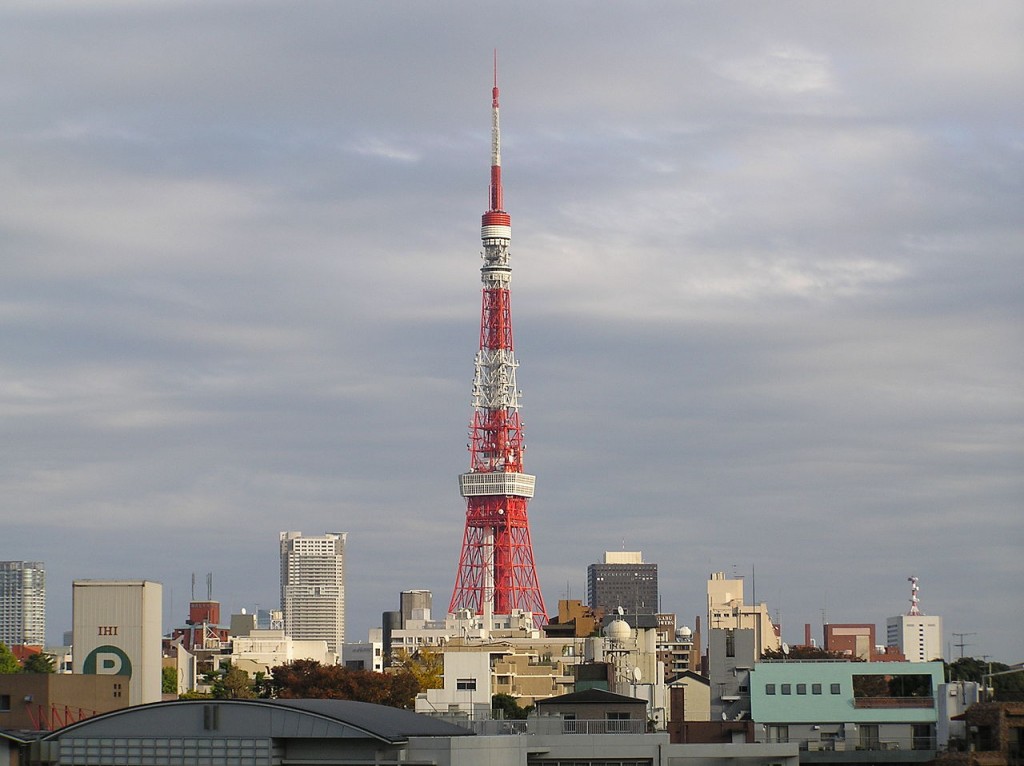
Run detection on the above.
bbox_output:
[280,531,346,657]
[0,561,46,647]
[886,613,943,662]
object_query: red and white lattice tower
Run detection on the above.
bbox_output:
[448,61,548,630]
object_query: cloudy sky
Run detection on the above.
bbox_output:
[2,1,1021,662]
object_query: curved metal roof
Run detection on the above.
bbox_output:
[43,698,474,745]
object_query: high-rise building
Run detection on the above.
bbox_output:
[0,560,46,647]
[588,551,658,616]
[448,63,547,629]
[279,531,346,656]
[886,576,943,662]
[72,579,163,705]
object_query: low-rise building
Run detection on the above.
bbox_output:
[0,674,128,731]
[749,659,945,759]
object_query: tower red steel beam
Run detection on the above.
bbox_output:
[449,60,548,630]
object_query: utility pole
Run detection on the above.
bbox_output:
[952,632,977,659]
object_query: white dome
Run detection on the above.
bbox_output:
[676,625,692,639]
[604,618,632,642]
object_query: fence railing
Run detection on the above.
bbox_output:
[562,719,646,735]
[800,736,936,752]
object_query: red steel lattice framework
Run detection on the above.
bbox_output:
[448,62,547,629]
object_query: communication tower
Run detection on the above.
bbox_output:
[448,59,547,629]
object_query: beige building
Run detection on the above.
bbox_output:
[72,580,163,706]
[706,571,780,655]
[229,629,338,677]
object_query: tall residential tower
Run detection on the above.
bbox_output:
[280,531,346,656]
[449,63,547,629]
[0,560,46,647]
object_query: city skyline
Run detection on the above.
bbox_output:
[1,2,1021,662]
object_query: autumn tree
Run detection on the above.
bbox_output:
[391,647,443,690]
[271,660,420,709]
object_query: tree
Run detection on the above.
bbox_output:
[761,646,848,661]
[271,660,420,709]
[492,693,532,720]
[947,658,1024,699]
[212,666,256,699]
[0,643,21,674]
[162,666,178,694]
[391,648,443,690]
[22,652,55,674]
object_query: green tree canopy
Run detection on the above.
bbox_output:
[21,652,55,674]
[162,666,178,694]
[492,693,533,720]
[212,666,256,699]
[0,643,20,674]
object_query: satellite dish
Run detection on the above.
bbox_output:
[633,667,642,682]
[617,606,625,616]
[782,642,790,655]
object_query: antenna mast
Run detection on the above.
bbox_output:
[907,576,922,616]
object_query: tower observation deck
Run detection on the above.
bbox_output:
[448,62,547,630]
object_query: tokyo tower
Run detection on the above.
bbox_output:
[448,62,548,629]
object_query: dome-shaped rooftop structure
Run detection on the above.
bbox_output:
[676,625,692,639]
[604,618,631,642]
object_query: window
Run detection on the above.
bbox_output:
[725,629,735,658]
[0,695,9,711]
[812,683,822,695]
[766,684,776,695]
[830,683,841,695]
[796,683,806,695]
[456,678,477,691]
[781,684,791,695]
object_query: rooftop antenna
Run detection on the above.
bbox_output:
[191,572,196,601]
[907,576,922,616]
[207,572,213,601]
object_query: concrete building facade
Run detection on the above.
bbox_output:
[0,560,46,648]
[279,531,346,657]
[0,673,128,731]
[706,571,780,656]
[886,613,944,662]
[71,580,162,706]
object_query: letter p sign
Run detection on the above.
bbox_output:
[83,645,133,678]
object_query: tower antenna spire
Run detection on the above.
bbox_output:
[449,60,547,631]
[489,50,503,213]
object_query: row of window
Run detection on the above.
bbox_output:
[765,683,841,696]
